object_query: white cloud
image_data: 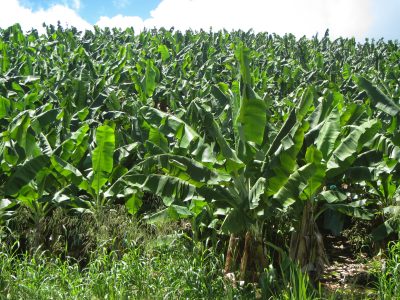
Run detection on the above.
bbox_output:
[0,0,374,40]
[94,0,373,39]
[96,15,145,32]
[141,0,373,39]
[0,0,90,33]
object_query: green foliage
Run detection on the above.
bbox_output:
[0,229,251,299]
[91,125,115,197]
[375,241,400,299]
[0,24,400,296]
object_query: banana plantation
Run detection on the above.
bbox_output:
[0,24,400,299]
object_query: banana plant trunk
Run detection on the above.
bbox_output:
[289,200,329,280]
[224,234,239,274]
[224,231,268,283]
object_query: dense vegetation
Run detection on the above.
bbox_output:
[0,24,400,298]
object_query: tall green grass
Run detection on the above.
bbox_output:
[375,241,400,299]
[1,206,393,300]
[0,237,252,299]
[1,209,254,300]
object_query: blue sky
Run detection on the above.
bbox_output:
[369,0,400,40]
[82,0,160,23]
[1,0,399,40]
[20,0,161,23]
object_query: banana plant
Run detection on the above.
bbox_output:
[108,44,326,281]
[3,122,122,216]
[48,123,121,212]
[287,88,380,277]
[0,103,64,240]
[1,24,400,283]
[340,76,400,243]
[287,74,400,277]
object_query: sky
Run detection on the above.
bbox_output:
[0,0,399,41]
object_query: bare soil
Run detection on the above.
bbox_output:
[320,235,378,299]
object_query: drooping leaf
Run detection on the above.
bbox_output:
[145,205,193,224]
[51,156,89,191]
[315,106,340,159]
[265,122,307,196]
[266,87,313,158]
[372,221,394,241]
[148,127,169,153]
[238,85,267,145]
[325,200,374,220]
[318,190,347,204]
[354,75,400,117]
[273,147,326,206]
[220,209,249,234]
[138,154,225,187]
[157,44,170,61]
[143,59,158,98]
[197,185,242,209]
[91,125,115,195]
[5,155,51,195]
[326,119,379,178]
[125,193,143,215]
[187,101,244,172]
[0,96,10,118]
[235,45,267,145]
[249,177,266,209]
[107,173,196,205]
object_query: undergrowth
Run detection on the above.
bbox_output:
[1,208,397,299]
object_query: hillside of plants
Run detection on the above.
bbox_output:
[0,24,400,299]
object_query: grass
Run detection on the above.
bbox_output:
[1,207,397,300]
[0,238,331,300]
[374,241,400,300]
[0,207,255,299]
[2,236,398,300]
[0,236,254,299]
